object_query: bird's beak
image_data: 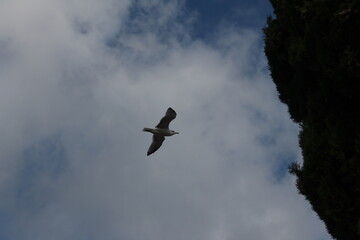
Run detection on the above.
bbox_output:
[175,132,179,134]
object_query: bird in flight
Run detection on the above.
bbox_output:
[143,107,179,156]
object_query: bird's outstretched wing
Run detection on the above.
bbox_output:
[147,134,165,156]
[156,108,177,129]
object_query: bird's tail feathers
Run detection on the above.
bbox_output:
[143,128,153,132]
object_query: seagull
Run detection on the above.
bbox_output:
[143,107,179,156]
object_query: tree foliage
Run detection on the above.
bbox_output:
[264,0,360,239]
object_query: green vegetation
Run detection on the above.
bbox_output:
[264,1,360,239]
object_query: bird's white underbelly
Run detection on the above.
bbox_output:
[154,128,173,136]
[143,127,174,136]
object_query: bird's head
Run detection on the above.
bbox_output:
[171,130,179,135]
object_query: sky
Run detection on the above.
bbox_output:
[0,0,331,239]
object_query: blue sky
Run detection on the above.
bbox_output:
[186,0,272,37]
[0,0,330,239]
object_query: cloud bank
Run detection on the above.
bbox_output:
[0,0,330,239]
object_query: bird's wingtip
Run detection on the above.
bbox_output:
[168,107,176,113]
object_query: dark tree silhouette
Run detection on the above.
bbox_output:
[264,1,360,239]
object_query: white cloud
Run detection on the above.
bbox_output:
[0,0,330,239]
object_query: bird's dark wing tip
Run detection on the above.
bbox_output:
[168,107,176,114]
